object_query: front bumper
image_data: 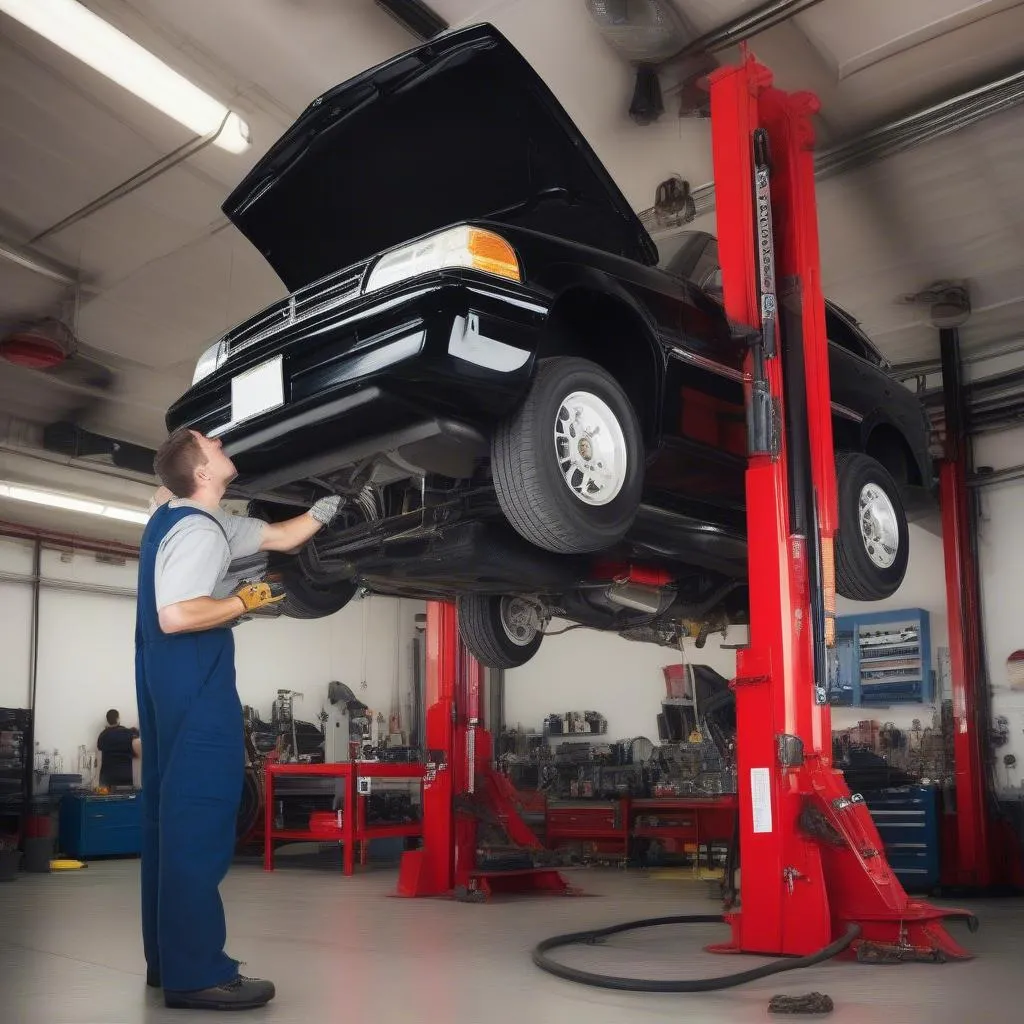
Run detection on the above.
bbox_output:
[167,271,550,488]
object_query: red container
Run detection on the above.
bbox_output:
[663,664,688,699]
[309,811,344,835]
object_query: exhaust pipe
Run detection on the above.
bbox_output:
[606,581,667,615]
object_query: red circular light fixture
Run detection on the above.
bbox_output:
[0,322,72,370]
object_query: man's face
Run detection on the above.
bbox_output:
[190,431,237,490]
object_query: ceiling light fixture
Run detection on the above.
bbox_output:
[374,0,448,41]
[0,0,251,153]
[0,482,150,526]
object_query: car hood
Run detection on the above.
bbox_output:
[223,24,658,291]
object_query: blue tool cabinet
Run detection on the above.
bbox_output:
[863,786,940,891]
[59,792,142,858]
[831,608,933,705]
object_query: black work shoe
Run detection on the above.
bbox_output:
[146,968,161,988]
[164,975,275,1011]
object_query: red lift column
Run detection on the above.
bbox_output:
[709,52,975,960]
[398,601,570,899]
[938,326,993,888]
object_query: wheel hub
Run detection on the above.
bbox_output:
[858,483,899,569]
[500,597,541,647]
[553,391,627,506]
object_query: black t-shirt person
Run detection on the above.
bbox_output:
[97,716,137,787]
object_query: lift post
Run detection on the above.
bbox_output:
[938,326,994,888]
[397,601,570,900]
[709,52,974,960]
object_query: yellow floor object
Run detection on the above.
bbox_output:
[49,859,87,871]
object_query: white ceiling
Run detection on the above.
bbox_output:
[1,0,1023,541]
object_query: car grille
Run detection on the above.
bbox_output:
[224,261,368,357]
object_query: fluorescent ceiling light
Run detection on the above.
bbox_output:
[0,482,150,527]
[0,0,250,153]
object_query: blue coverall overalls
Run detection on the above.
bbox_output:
[135,502,244,992]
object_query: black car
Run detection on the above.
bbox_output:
[167,24,932,669]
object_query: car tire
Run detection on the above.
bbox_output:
[248,498,367,620]
[277,556,357,620]
[492,357,644,554]
[457,594,544,670]
[834,452,909,601]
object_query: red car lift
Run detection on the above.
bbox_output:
[939,324,1023,890]
[397,601,570,900]
[708,52,973,961]
[398,51,976,963]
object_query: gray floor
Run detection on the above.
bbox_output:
[1,855,1022,1023]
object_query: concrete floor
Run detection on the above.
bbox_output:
[1,855,1021,1023]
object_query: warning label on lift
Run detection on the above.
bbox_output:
[750,767,774,833]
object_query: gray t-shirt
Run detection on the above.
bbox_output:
[154,500,267,610]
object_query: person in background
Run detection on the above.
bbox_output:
[97,709,140,788]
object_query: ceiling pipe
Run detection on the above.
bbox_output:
[29,119,228,246]
[680,65,1024,223]
[0,236,83,288]
[0,518,139,558]
[891,336,1024,381]
[677,0,828,57]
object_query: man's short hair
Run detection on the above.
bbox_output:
[106,709,119,726]
[154,427,205,499]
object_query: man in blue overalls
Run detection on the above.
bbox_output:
[138,427,340,1011]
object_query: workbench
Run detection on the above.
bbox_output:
[543,794,737,864]
[263,762,424,875]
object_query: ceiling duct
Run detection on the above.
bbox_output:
[42,421,156,476]
[0,318,115,395]
[587,0,828,123]
[586,0,693,124]
[374,0,448,41]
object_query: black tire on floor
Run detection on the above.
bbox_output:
[834,452,910,602]
[457,594,543,670]
[492,357,644,555]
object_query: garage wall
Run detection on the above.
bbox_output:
[0,537,421,783]
[974,427,1024,795]
[506,522,949,743]
[0,537,35,710]
[505,624,743,743]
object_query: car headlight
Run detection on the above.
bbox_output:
[192,339,227,385]
[363,225,521,295]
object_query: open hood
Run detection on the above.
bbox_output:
[224,24,658,291]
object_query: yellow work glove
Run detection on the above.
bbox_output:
[234,580,286,614]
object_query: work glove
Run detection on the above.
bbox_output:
[233,579,287,614]
[309,494,342,526]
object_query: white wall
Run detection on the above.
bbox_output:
[506,625,743,743]
[0,536,419,783]
[506,522,949,743]
[974,426,1024,795]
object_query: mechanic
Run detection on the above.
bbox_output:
[138,427,340,1011]
[96,709,140,788]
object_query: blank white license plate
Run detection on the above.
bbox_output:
[231,355,284,425]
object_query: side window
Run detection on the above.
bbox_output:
[692,238,721,297]
[825,307,873,363]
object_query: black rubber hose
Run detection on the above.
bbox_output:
[532,918,861,993]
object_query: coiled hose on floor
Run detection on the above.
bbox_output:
[532,916,861,993]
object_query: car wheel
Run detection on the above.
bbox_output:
[492,357,644,554]
[457,594,544,669]
[834,452,909,601]
[276,551,357,619]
